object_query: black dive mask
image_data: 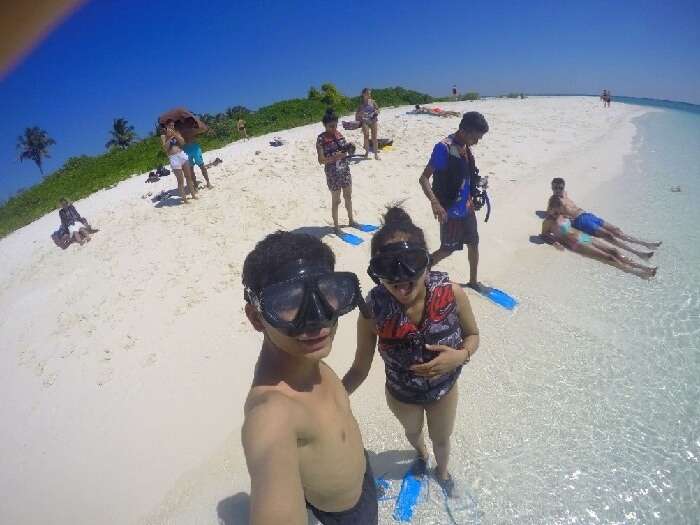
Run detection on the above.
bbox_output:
[367,241,431,284]
[245,259,366,336]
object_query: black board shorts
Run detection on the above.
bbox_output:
[306,451,378,525]
[440,210,479,251]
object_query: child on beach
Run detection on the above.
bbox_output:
[541,196,657,279]
[343,207,480,496]
[241,231,377,525]
[356,88,380,160]
[316,109,359,236]
[550,177,661,255]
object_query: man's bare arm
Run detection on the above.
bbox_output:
[419,165,447,223]
[243,394,307,525]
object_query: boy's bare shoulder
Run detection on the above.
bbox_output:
[242,387,304,450]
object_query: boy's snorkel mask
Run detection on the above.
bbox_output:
[367,241,431,284]
[244,259,368,336]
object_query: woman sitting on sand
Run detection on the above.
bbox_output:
[316,109,359,235]
[343,207,480,496]
[541,196,657,279]
[160,119,197,203]
[356,88,380,160]
[58,197,95,246]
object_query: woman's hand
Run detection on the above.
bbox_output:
[410,345,467,377]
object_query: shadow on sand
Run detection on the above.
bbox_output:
[152,189,186,208]
[290,225,336,240]
[529,235,546,245]
[217,492,250,525]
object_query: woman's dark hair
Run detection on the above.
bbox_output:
[371,206,428,256]
[551,177,565,186]
[322,108,338,125]
[414,104,420,110]
[362,88,371,96]
[243,231,335,295]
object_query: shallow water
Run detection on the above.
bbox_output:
[374,107,700,524]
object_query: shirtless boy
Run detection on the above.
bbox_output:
[241,231,377,525]
[550,177,661,258]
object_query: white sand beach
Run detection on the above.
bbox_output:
[0,97,653,524]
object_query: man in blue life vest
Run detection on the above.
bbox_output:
[419,112,490,290]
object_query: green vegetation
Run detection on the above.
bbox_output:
[460,92,480,101]
[16,127,56,174]
[0,84,433,238]
[105,118,137,150]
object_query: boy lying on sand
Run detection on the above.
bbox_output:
[241,231,378,525]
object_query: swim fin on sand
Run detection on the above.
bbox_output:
[466,284,518,310]
[337,230,364,245]
[354,223,379,233]
[393,459,427,522]
[427,476,482,525]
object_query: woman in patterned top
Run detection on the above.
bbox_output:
[58,197,93,245]
[342,206,480,495]
[316,109,358,235]
[355,88,380,160]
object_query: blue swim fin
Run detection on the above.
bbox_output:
[393,464,425,521]
[484,287,518,310]
[355,223,379,233]
[337,231,364,245]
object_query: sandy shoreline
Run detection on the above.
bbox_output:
[0,97,652,524]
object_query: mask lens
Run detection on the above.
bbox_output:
[263,281,305,322]
[370,250,429,281]
[317,273,358,313]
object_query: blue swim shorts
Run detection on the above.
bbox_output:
[182,143,204,167]
[572,212,604,235]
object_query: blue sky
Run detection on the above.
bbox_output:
[1,0,699,202]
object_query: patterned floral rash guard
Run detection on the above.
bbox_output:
[367,271,465,404]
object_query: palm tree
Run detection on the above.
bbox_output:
[105,118,137,150]
[17,126,56,174]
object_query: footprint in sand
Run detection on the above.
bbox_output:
[42,373,57,388]
[142,353,158,368]
[96,367,114,386]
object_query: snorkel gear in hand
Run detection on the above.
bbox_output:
[368,242,431,284]
[471,175,491,222]
[245,259,368,336]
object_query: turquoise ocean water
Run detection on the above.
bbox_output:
[400,101,700,525]
[475,103,700,524]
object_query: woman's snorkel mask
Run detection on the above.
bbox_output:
[244,259,369,336]
[367,241,431,285]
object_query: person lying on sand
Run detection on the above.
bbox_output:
[541,196,657,279]
[58,198,96,246]
[343,206,479,497]
[241,231,378,525]
[550,177,661,255]
[412,105,461,117]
